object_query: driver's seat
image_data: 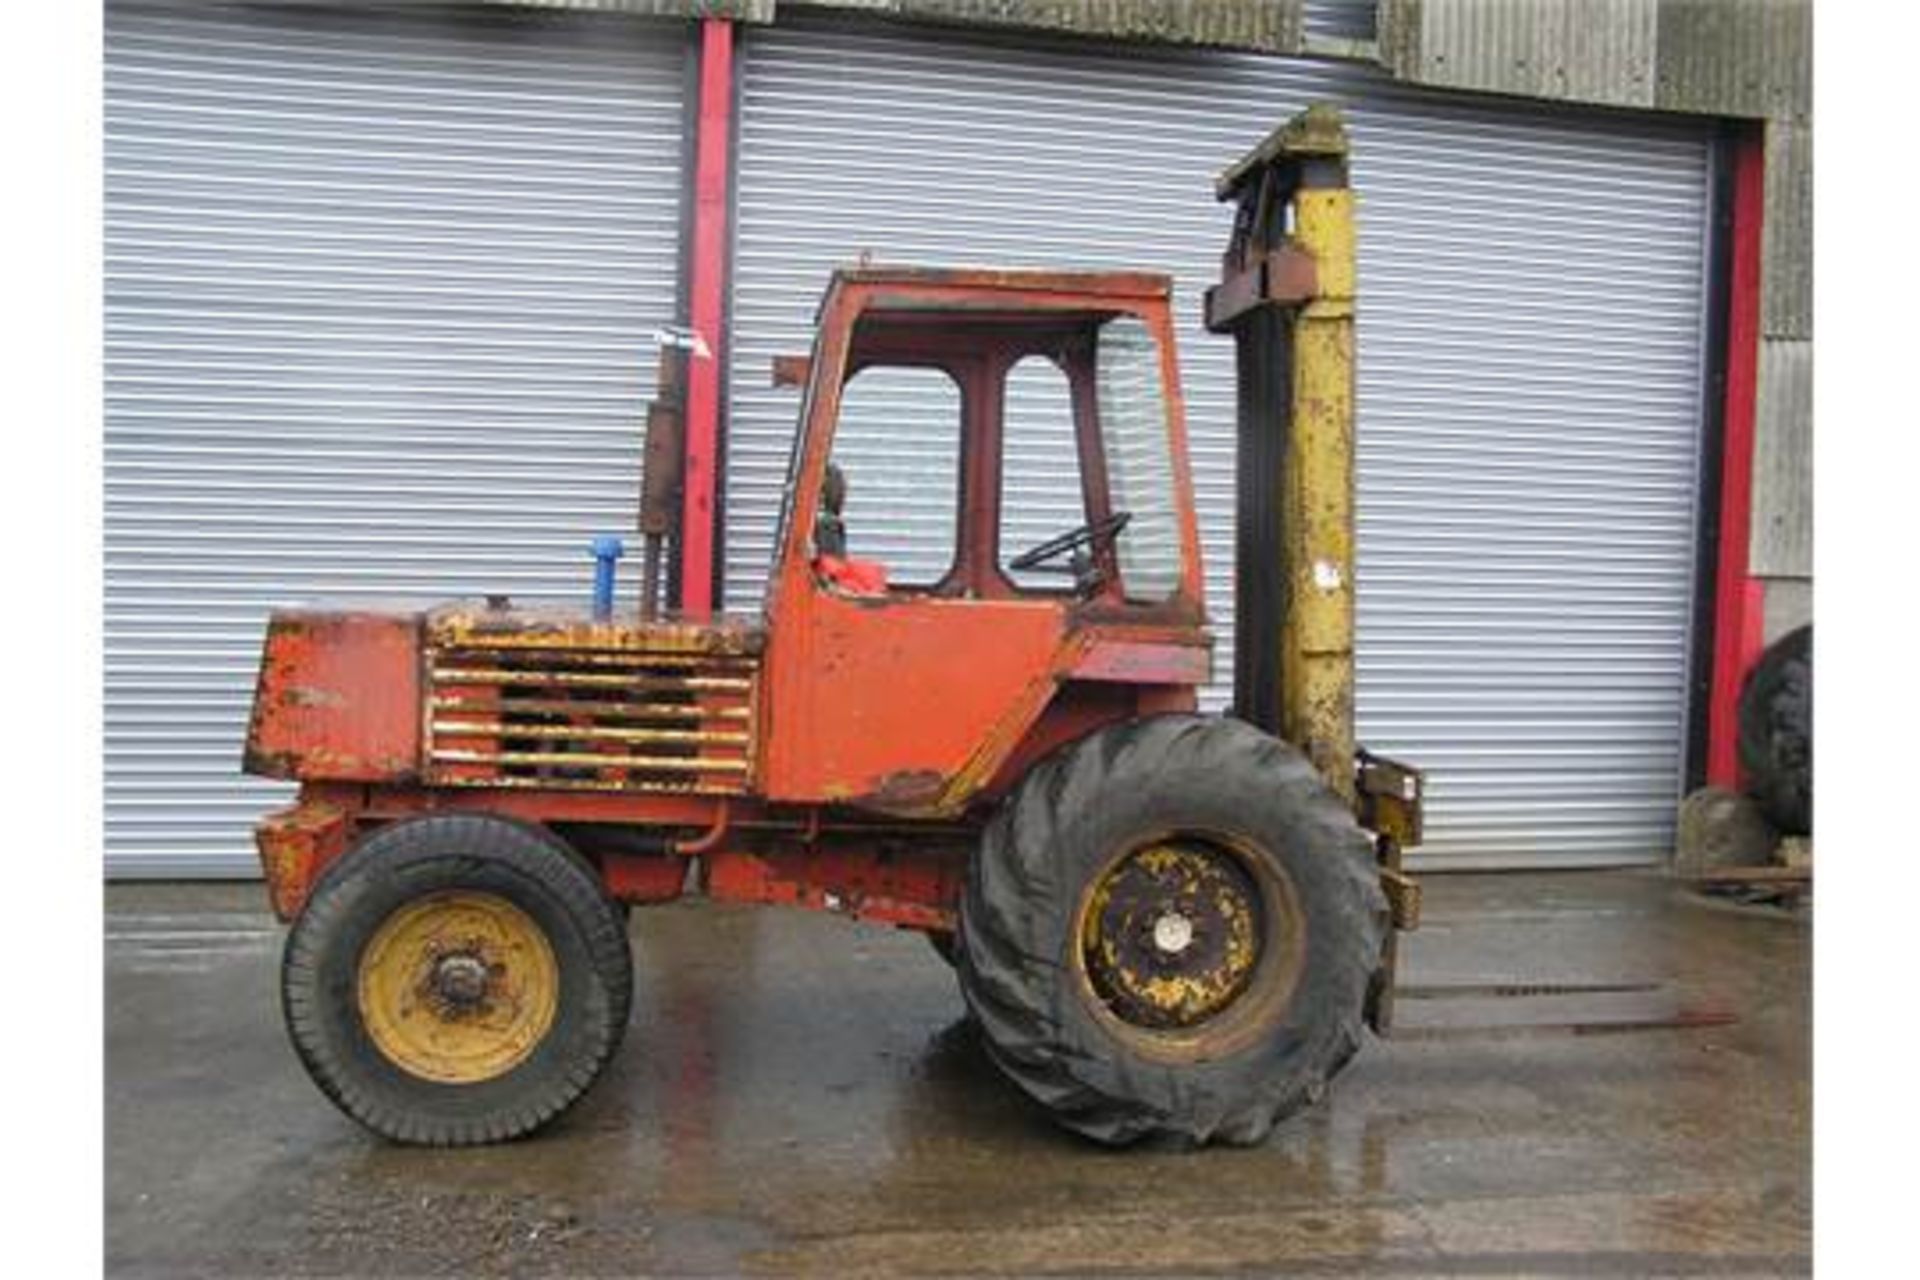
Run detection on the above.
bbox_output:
[812,462,888,596]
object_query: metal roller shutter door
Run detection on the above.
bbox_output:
[105,1,689,876]
[727,17,1710,868]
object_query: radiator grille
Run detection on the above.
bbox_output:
[425,647,759,794]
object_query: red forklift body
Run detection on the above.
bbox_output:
[245,267,1213,923]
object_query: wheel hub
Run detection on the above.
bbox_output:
[1080,840,1266,1030]
[1152,911,1195,955]
[429,952,494,1010]
[356,891,560,1084]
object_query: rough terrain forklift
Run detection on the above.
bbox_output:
[243,106,1426,1148]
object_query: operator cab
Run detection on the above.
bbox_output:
[771,268,1203,621]
[758,267,1210,810]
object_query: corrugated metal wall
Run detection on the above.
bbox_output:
[104,1,689,875]
[726,16,1711,867]
[1304,0,1378,42]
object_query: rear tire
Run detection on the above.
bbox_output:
[958,715,1385,1146]
[282,814,633,1146]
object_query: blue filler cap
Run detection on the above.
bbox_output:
[590,536,625,620]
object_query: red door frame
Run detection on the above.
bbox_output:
[1705,124,1767,788]
[678,17,734,619]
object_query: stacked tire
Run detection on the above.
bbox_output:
[1738,625,1812,836]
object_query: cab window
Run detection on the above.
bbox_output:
[1096,316,1181,602]
[998,355,1083,591]
[821,364,961,590]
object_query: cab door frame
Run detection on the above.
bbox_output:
[758,271,1207,814]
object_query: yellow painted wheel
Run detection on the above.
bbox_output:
[957,716,1384,1146]
[1072,831,1306,1061]
[1080,839,1264,1028]
[357,891,561,1084]
[285,815,631,1146]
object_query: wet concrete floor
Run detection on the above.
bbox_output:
[107,872,1809,1276]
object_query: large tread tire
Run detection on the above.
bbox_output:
[958,714,1386,1147]
[282,814,633,1146]
[1738,625,1812,836]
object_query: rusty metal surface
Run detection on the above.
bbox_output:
[1399,980,1662,999]
[1390,1004,1738,1041]
[1079,839,1266,1030]
[425,639,762,795]
[244,609,423,783]
[1387,972,1737,1040]
[703,845,965,930]
[351,781,983,853]
[1358,750,1426,850]
[252,798,351,921]
[1061,636,1213,685]
[762,589,1067,812]
[770,353,812,387]
[428,602,766,656]
[1380,868,1422,932]
[1215,102,1350,200]
[1367,821,1409,1034]
[360,785,719,826]
[786,1,1304,54]
[640,401,685,538]
[1204,247,1322,331]
[760,269,1209,816]
[600,853,692,903]
[829,263,1174,300]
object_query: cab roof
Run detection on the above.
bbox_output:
[826,264,1174,301]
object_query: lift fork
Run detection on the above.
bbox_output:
[1387,980,1738,1041]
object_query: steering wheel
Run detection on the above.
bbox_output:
[1008,510,1132,571]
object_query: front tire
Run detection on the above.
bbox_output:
[282,814,633,1146]
[958,715,1385,1146]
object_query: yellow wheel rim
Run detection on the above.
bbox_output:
[1072,832,1307,1063]
[1080,839,1264,1028]
[356,890,560,1085]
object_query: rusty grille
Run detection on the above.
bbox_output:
[424,646,759,794]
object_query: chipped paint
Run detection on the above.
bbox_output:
[244,609,423,784]
[253,797,352,921]
[428,601,766,656]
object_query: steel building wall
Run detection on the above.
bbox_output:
[726,16,1711,867]
[105,1,690,875]
[1304,0,1379,42]
[1750,338,1811,580]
